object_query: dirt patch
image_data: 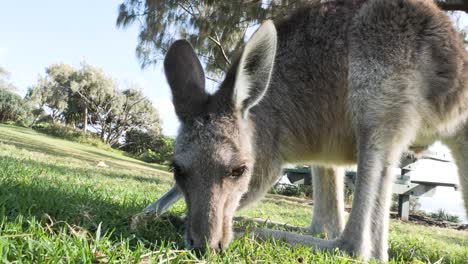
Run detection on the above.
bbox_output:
[407,214,467,231]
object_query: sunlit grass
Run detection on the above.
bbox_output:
[0,124,467,263]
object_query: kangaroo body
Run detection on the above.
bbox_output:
[162,0,468,261]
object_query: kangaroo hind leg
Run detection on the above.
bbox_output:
[340,55,424,260]
[444,128,468,220]
[310,166,345,239]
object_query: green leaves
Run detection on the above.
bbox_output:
[0,87,31,126]
[28,62,162,145]
[122,128,173,164]
[116,0,308,81]
[0,67,16,93]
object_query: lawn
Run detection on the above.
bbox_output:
[0,124,466,263]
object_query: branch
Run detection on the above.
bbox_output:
[206,75,221,83]
[73,89,111,132]
[74,90,99,113]
[208,34,231,66]
[177,2,195,16]
[437,0,468,11]
[117,141,135,149]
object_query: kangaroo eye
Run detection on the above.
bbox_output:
[231,165,247,178]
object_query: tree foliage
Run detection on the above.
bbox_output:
[102,86,160,145]
[70,62,119,133]
[0,87,31,125]
[0,67,17,92]
[27,63,161,145]
[122,127,161,155]
[123,127,173,164]
[0,67,31,125]
[117,0,468,81]
[116,0,307,80]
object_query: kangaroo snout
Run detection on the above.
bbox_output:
[186,224,228,255]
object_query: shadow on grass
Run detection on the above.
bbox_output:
[1,139,95,163]
[0,156,184,247]
[0,136,170,177]
[0,125,169,172]
[82,148,170,172]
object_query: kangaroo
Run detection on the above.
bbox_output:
[162,0,468,261]
[145,166,346,238]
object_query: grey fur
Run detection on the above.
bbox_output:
[310,167,345,238]
[163,0,468,261]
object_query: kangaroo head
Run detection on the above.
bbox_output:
[163,21,277,251]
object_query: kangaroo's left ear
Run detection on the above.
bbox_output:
[233,20,277,118]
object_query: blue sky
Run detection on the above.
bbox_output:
[0,0,179,136]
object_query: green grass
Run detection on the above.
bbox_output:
[0,124,467,263]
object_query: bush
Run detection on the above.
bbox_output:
[390,194,421,213]
[270,184,308,197]
[139,149,163,163]
[136,138,174,164]
[123,128,174,164]
[0,88,32,126]
[428,209,460,223]
[32,122,112,150]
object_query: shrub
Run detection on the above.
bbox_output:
[0,88,32,126]
[428,209,460,223]
[390,194,421,213]
[139,149,162,163]
[270,184,308,197]
[32,122,112,150]
[136,139,174,165]
[123,128,174,164]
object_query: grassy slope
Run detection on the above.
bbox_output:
[0,124,466,263]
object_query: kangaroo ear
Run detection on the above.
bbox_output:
[164,40,207,122]
[233,20,277,118]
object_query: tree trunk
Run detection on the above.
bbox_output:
[83,107,88,132]
[106,129,113,144]
[100,126,106,140]
[30,116,39,127]
[51,110,57,123]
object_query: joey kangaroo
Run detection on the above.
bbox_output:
[161,0,468,261]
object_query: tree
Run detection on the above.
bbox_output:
[26,63,78,124]
[122,127,161,155]
[102,86,160,145]
[0,87,31,125]
[28,63,162,145]
[117,0,468,81]
[123,127,174,164]
[70,62,119,132]
[26,77,54,126]
[117,0,305,81]
[39,63,75,123]
[0,67,17,92]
